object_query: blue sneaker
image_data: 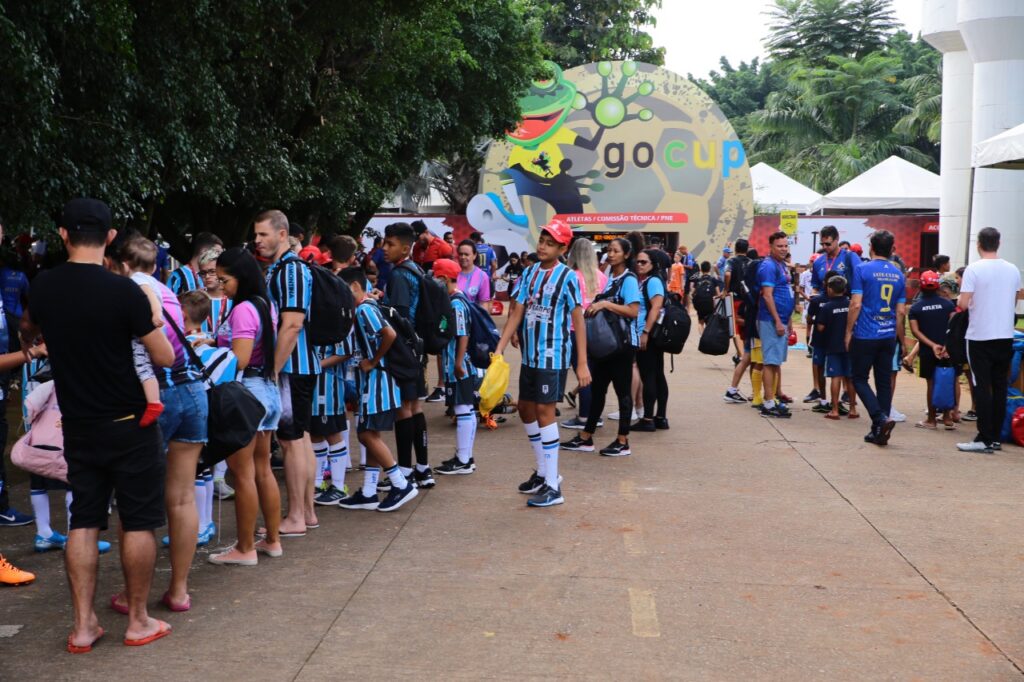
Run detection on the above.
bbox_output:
[197,523,215,546]
[35,531,68,552]
[0,507,34,527]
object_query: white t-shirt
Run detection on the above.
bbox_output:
[799,270,813,299]
[961,258,1021,341]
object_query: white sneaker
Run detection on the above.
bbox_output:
[889,408,907,423]
[957,441,994,453]
[607,410,640,421]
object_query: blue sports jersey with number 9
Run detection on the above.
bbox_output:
[850,259,906,339]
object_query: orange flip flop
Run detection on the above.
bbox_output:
[124,620,171,647]
[67,627,104,654]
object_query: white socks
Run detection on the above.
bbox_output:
[455,405,476,464]
[540,423,561,491]
[313,440,329,488]
[362,467,380,497]
[30,489,52,538]
[524,421,545,476]
[386,465,409,490]
[328,440,348,489]
[213,460,228,482]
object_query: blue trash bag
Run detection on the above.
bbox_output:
[931,365,957,412]
[1001,390,1024,442]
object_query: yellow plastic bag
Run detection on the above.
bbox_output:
[478,354,510,416]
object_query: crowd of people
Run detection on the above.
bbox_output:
[0,201,1019,656]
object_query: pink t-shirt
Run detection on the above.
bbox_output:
[575,268,608,310]
[131,272,187,371]
[217,300,278,369]
[457,267,491,303]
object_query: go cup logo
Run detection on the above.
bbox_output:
[468,61,753,259]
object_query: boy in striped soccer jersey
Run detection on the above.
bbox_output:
[494,219,590,508]
[337,268,419,512]
[311,334,353,506]
[431,259,478,475]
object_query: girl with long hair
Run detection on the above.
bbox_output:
[633,249,670,431]
[208,247,283,564]
[562,238,608,430]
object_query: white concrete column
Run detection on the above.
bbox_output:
[958,0,1024,266]
[922,0,974,267]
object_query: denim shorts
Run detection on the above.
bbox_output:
[757,320,789,366]
[158,380,209,449]
[243,376,282,432]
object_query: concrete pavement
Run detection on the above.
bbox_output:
[1,331,1023,680]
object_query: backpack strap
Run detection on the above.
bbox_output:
[161,307,212,384]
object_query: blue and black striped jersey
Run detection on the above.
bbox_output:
[443,296,475,383]
[266,252,320,375]
[313,333,353,417]
[202,296,234,336]
[353,300,400,417]
[167,266,204,295]
[513,262,581,370]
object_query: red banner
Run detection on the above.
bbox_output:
[554,212,688,226]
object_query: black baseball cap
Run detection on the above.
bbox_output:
[411,220,427,236]
[61,198,112,232]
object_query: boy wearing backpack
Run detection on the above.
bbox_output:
[381,222,435,490]
[311,336,353,506]
[690,261,722,331]
[494,219,590,508]
[722,238,750,361]
[337,268,418,512]
[431,259,479,475]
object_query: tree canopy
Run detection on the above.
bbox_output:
[533,0,664,68]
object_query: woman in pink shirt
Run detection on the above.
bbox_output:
[209,247,283,565]
[561,238,607,429]
[455,240,491,304]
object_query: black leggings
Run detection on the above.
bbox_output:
[585,348,635,436]
[636,349,668,419]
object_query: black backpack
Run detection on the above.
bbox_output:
[726,255,749,295]
[740,256,764,339]
[399,262,455,354]
[945,308,970,367]
[649,285,690,355]
[693,275,716,307]
[359,303,421,383]
[453,293,500,368]
[279,259,354,346]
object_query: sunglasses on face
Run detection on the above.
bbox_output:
[636,259,651,265]
[820,240,833,247]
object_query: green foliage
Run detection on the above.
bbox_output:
[688,58,786,143]
[0,1,545,249]
[531,0,664,68]
[765,0,899,67]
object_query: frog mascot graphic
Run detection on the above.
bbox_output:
[468,61,652,243]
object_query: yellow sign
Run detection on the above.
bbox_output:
[780,211,798,236]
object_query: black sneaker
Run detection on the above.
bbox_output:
[517,471,562,494]
[434,456,476,475]
[802,389,821,403]
[992,441,1002,451]
[377,477,392,493]
[630,419,656,432]
[413,468,436,489]
[875,419,896,446]
[338,490,379,510]
[314,485,346,506]
[526,484,564,508]
[560,435,594,452]
[599,440,631,457]
[425,387,445,403]
[654,417,670,430]
[723,390,747,404]
[377,482,419,512]
[811,402,831,413]
[759,404,792,418]
[560,416,588,430]
[962,410,978,422]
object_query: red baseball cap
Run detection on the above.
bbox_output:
[298,245,330,265]
[809,253,818,263]
[540,218,573,246]
[432,258,460,280]
[920,270,940,290]
[850,243,863,256]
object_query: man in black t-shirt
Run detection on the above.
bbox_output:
[23,199,176,651]
[909,270,957,428]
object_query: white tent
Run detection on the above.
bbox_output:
[973,122,1024,169]
[749,162,822,214]
[808,156,941,212]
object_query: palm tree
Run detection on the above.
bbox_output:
[765,0,899,67]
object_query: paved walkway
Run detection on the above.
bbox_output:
[2,332,1023,680]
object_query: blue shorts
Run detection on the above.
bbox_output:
[757,320,789,366]
[892,344,901,372]
[812,343,827,367]
[242,376,282,432]
[158,380,208,449]
[518,366,568,405]
[825,352,852,378]
[358,409,396,434]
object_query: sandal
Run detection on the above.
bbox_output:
[823,414,841,420]
[67,627,104,654]
[914,420,938,430]
[161,591,190,612]
[124,620,171,647]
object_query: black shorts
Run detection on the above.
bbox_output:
[398,367,427,403]
[64,419,165,532]
[278,372,317,441]
[919,351,960,380]
[695,302,714,323]
[445,376,480,408]
[518,366,568,405]
[357,409,396,434]
[310,413,347,439]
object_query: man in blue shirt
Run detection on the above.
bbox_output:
[471,232,497,281]
[715,245,731,277]
[846,230,906,446]
[757,231,795,418]
[811,225,861,293]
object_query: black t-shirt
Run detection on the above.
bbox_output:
[817,296,850,354]
[28,262,155,426]
[909,293,955,355]
[806,293,828,345]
